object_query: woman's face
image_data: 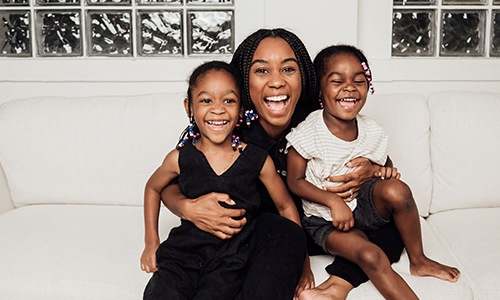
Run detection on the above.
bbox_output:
[248,37,302,138]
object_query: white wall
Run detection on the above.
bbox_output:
[1,0,499,104]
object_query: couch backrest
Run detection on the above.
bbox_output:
[361,93,432,217]
[428,91,500,213]
[0,93,187,207]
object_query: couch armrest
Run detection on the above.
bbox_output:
[0,162,14,214]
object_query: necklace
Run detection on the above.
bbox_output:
[220,150,237,174]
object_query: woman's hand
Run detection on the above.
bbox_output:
[183,192,248,239]
[324,157,378,198]
[295,255,315,299]
[161,182,248,240]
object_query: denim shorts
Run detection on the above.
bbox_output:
[302,177,389,254]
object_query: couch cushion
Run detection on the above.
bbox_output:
[428,92,500,213]
[0,93,186,207]
[0,204,178,300]
[427,208,500,300]
[361,93,432,216]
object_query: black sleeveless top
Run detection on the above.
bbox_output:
[178,142,268,217]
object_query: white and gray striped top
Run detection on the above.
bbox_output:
[286,109,388,221]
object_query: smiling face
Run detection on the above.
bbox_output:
[320,53,369,124]
[185,69,241,149]
[248,37,302,138]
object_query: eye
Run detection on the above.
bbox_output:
[282,66,296,73]
[224,98,237,104]
[254,68,268,74]
[200,98,211,103]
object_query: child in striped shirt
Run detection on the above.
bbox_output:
[286,45,459,300]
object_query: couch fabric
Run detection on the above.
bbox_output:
[0,91,499,299]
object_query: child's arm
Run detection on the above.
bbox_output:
[375,156,401,180]
[286,147,354,231]
[141,149,180,273]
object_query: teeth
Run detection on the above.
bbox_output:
[340,98,357,102]
[207,120,228,125]
[265,95,288,101]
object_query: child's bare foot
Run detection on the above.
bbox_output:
[298,287,345,300]
[410,257,460,282]
[298,276,351,300]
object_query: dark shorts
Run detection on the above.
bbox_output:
[302,178,389,254]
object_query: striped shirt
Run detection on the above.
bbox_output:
[286,109,388,221]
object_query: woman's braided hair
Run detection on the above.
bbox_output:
[230,28,320,128]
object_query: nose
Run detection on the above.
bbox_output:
[211,101,226,114]
[343,83,356,92]
[268,72,285,88]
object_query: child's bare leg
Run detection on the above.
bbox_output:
[301,229,417,300]
[372,179,460,282]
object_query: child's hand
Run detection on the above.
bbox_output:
[330,201,354,231]
[375,166,401,180]
[141,241,160,273]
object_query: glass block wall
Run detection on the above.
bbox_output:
[0,0,234,57]
[393,0,500,57]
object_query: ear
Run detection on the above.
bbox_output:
[183,98,191,117]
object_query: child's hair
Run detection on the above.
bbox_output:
[230,28,320,128]
[177,60,243,149]
[313,44,374,94]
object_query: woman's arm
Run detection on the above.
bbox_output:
[160,181,247,240]
[325,156,401,198]
[324,157,381,198]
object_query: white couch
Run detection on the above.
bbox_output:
[0,91,499,299]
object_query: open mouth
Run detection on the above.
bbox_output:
[206,120,229,129]
[337,97,358,109]
[264,95,289,111]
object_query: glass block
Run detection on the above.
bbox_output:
[187,10,233,55]
[87,0,130,5]
[36,10,81,56]
[492,10,500,57]
[87,10,132,56]
[0,0,29,6]
[443,0,486,5]
[393,0,435,5]
[36,0,80,5]
[137,10,182,56]
[137,0,182,5]
[188,0,232,5]
[392,10,435,56]
[440,10,485,56]
[0,10,31,56]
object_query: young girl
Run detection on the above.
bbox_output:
[286,45,460,300]
[140,60,302,300]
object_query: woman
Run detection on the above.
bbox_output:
[159,28,404,299]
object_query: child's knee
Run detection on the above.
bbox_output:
[355,246,389,272]
[377,179,413,208]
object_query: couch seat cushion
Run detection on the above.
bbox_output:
[0,204,178,300]
[427,207,500,300]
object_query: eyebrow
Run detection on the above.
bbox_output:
[196,89,239,97]
[327,70,365,78]
[250,57,298,67]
